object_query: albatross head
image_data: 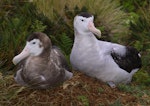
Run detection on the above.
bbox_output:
[74,12,101,38]
[12,32,51,65]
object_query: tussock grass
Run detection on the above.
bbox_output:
[33,0,129,36]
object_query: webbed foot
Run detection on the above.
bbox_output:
[107,81,116,88]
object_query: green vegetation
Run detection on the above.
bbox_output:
[117,0,150,84]
[109,98,123,106]
[33,0,129,39]
[77,95,89,106]
[0,0,48,74]
[0,0,149,105]
[118,84,150,105]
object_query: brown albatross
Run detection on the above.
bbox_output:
[13,32,73,89]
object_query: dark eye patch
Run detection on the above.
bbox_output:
[78,12,92,18]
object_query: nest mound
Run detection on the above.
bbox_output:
[0,71,145,106]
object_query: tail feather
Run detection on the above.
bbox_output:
[130,68,139,76]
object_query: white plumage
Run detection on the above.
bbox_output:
[70,12,141,88]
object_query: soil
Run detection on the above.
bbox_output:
[6,71,145,106]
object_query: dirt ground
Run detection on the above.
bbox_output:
[0,71,149,106]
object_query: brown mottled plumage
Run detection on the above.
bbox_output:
[13,32,73,89]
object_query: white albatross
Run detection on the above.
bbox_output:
[70,12,142,88]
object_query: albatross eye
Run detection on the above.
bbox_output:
[32,42,36,44]
[81,19,84,22]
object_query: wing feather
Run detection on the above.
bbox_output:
[111,46,142,73]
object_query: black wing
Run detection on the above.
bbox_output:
[111,46,142,73]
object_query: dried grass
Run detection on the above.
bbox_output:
[33,0,129,36]
[0,71,149,106]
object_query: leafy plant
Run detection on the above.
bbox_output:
[50,33,73,55]
[118,84,150,105]
[77,95,89,106]
[0,1,47,74]
[128,6,150,76]
[30,20,47,32]
[109,98,123,106]
[134,70,150,85]
[115,1,150,82]
[120,0,150,12]
[98,87,104,93]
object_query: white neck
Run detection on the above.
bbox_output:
[74,30,97,42]
[72,31,98,53]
